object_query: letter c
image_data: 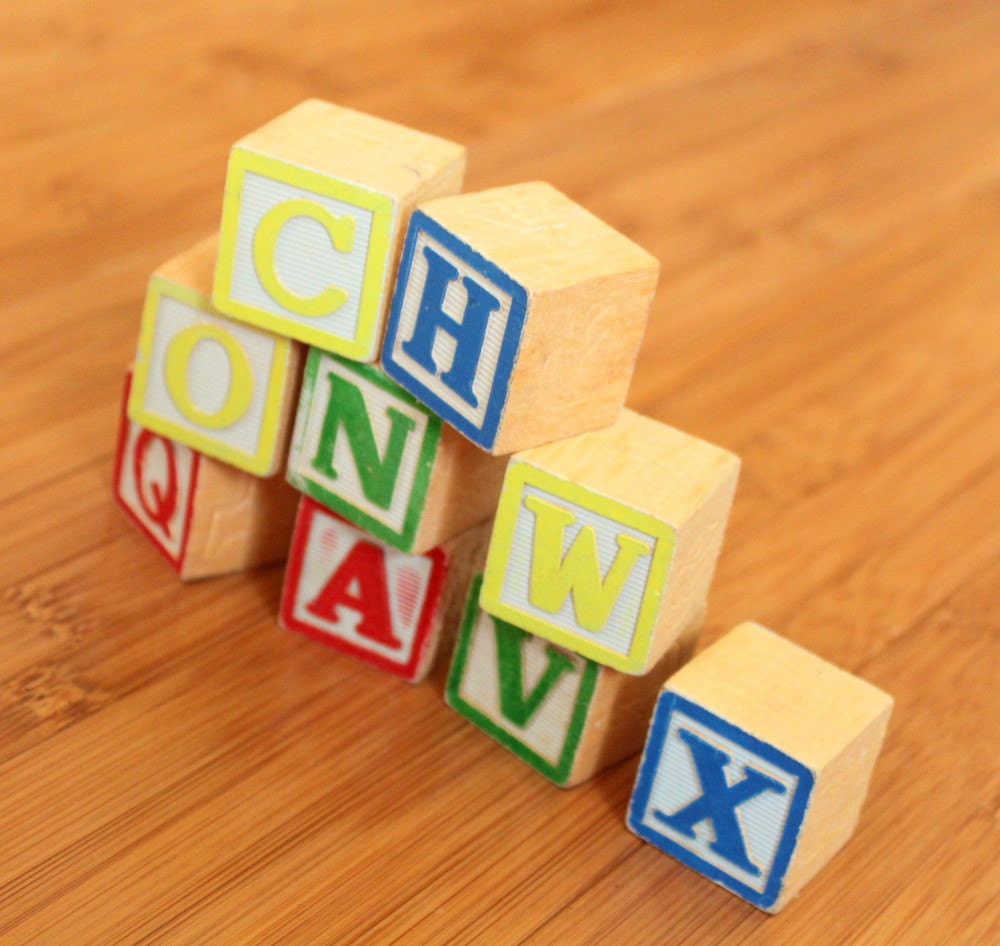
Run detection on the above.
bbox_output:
[253,198,355,317]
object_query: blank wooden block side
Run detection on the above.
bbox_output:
[181,457,300,580]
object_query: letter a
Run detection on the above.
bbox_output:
[524,495,652,633]
[494,623,577,728]
[311,371,417,510]
[305,540,401,649]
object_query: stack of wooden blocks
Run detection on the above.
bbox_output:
[114,100,893,913]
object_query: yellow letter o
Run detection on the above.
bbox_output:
[164,323,254,430]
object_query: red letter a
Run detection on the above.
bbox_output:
[305,540,401,649]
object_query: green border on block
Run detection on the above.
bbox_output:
[286,348,441,553]
[213,147,396,361]
[480,461,677,674]
[446,575,600,786]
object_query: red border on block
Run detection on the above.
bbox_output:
[281,496,449,681]
[113,372,199,574]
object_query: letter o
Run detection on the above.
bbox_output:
[164,323,254,430]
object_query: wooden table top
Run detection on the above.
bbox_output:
[2,1,997,943]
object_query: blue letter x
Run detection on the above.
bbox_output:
[654,728,786,875]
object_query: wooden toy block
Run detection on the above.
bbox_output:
[280,497,491,683]
[128,235,304,476]
[480,410,739,674]
[380,182,660,454]
[627,622,893,912]
[286,347,507,554]
[212,99,465,361]
[446,575,703,787]
[115,374,300,580]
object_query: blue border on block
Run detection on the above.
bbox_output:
[627,692,815,910]
[381,210,528,451]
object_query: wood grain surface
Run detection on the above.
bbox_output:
[2,1,997,943]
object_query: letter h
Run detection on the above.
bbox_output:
[400,244,500,410]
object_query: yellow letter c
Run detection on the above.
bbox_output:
[253,198,355,317]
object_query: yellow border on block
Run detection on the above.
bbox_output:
[480,461,676,674]
[128,275,293,476]
[213,147,396,361]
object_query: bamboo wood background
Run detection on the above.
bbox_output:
[2,1,998,943]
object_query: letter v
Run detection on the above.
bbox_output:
[495,623,577,728]
[311,371,417,510]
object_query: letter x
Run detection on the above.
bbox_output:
[654,728,786,876]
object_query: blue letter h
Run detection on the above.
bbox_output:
[400,244,501,409]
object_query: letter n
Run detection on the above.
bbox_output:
[311,370,417,510]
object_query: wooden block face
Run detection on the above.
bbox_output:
[627,622,893,912]
[446,576,600,786]
[128,269,300,476]
[628,692,814,910]
[287,349,441,551]
[115,380,199,573]
[213,101,465,361]
[280,498,448,681]
[381,183,659,454]
[381,210,529,451]
[115,373,298,579]
[480,461,676,673]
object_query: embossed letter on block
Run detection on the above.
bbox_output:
[281,498,490,682]
[115,375,299,579]
[446,576,699,787]
[286,348,506,553]
[381,183,659,454]
[481,410,740,674]
[213,100,465,361]
[128,236,303,476]
[627,622,893,912]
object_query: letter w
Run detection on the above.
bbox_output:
[524,495,651,633]
[311,371,417,510]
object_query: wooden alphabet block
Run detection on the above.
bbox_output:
[128,235,304,476]
[280,498,490,683]
[380,182,659,454]
[627,622,893,912]
[286,347,507,554]
[213,99,465,361]
[447,575,701,787]
[115,374,299,579]
[480,410,739,674]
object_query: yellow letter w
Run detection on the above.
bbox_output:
[523,495,652,633]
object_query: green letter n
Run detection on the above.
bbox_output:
[311,371,417,510]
